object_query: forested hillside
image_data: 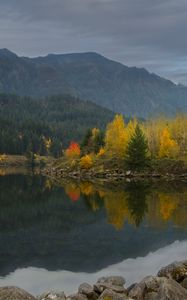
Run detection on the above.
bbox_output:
[0,49,187,117]
[0,94,114,156]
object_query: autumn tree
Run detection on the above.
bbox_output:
[81,128,104,154]
[80,154,93,169]
[65,141,80,160]
[105,114,127,159]
[125,124,149,170]
[126,118,137,143]
[158,128,179,158]
[170,114,187,156]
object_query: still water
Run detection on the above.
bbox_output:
[0,169,187,295]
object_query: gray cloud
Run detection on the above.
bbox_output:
[0,0,187,83]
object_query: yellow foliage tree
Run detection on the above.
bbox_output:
[92,127,100,139]
[105,114,127,159]
[158,128,179,158]
[80,154,93,169]
[126,118,138,143]
[97,147,105,157]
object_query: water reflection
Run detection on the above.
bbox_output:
[0,170,187,294]
[1,240,187,296]
[59,179,187,230]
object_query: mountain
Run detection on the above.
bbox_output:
[0,94,114,156]
[0,48,187,117]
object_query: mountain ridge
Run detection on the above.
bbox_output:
[0,48,187,117]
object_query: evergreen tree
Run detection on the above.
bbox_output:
[125,124,149,170]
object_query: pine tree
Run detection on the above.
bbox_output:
[125,124,149,170]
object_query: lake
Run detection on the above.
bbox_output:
[0,169,187,296]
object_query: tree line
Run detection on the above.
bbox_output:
[0,93,113,157]
[64,114,187,170]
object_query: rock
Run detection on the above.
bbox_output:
[78,283,98,300]
[0,286,36,300]
[181,278,187,289]
[67,293,88,300]
[97,276,126,287]
[98,289,132,300]
[157,260,187,282]
[94,276,126,294]
[38,291,66,300]
[126,283,136,294]
[128,275,187,300]
[94,284,126,294]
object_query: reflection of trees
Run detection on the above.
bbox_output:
[147,191,187,228]
[103,191,130,230]
[80,182,149,230]
[82,192,104,212]
[159,193,178,221]
[125,182,149,227]
[64,182,80,202]
[59,179,187,231]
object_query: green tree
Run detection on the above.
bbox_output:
[125,124,149,170]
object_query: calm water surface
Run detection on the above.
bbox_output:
[0,169,187,295]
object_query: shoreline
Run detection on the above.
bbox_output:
[42,166,187,182]
[1,260,187,300]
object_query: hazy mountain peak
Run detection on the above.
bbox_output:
[0,48,18,58]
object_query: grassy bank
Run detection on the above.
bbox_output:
[0,154,54,167]
[44,156,187,181]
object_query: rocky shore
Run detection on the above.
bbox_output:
[1,260,187,300]
[43,166,187,182]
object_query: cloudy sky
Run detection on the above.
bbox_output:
[0,0,187,84]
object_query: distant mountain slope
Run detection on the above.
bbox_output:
[0,93,114,155]
[0,48,187,117]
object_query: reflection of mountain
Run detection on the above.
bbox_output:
[0,175,187,277]
[1,240,187,296]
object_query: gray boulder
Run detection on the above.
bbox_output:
[97,277,126,287]
[128,275,187,300]
[94,284,126,294]
[38,291,66,300]
[181,278,187,289]
[157,260,187,283]
[0,286,36,300]
[94,276,126,294]
[67,293,88,300]
[78,283,98,300]
[98,289,133,300]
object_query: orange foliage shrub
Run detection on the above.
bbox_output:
[65,141,80,160]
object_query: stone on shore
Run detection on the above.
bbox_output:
[98,289,133,300]
[181,278,187,289]
[37,291,66,300]
[78,283,98,300]
[157,260,187,283]
[67,293,88,300]
[94,276,126,294]
[0,286,36,300]
[128,275,187,300]
[97,276,126,287]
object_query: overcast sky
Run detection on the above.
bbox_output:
[0,0,187,84]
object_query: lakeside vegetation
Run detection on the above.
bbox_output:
[50,113,187,177]
[1,92,187,175]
